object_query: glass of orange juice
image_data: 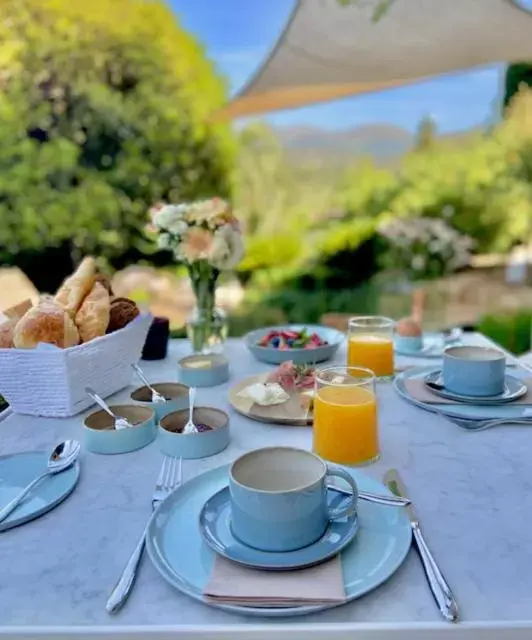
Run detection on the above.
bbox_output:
[347,316,395,378]
[313,366,379,466]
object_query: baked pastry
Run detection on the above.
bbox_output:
[107,297,140,333]
[75,282,110,342]
[54,257,96,317]
[93,274,113,296]
[13,301,80,349]
[0,319,16,348]
[3,299,32,322]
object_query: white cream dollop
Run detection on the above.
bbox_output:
[237,382,289,406]
[151,393,166,404]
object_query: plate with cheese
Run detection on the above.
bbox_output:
[228,361,315,425]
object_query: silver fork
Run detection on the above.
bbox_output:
[106,456,182,614]
[438,412,532,432]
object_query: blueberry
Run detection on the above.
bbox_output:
[271,336,280,348]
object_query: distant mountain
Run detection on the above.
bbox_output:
[275,124,484,165]
[275,124,414,164]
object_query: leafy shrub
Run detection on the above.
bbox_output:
[0,0,234,291]
[477,310,532,355]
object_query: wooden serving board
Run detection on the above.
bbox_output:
[228,374,312,426]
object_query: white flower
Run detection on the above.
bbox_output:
[167,219,189,236]
[189,198,229,224]
[157,232,173,251]
[153,204,188,231]
[208,224,244,270]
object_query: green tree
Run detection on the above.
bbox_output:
[0,0,234,291]
[504,63,532,109]
[414,115,437,151]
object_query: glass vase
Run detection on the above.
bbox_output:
[186,304,228,354]
[185,268,228,354]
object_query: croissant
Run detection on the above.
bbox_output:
[13,301,79,349]
[54,257,96,317]
[75,282,110,342]
[0,319,16,348]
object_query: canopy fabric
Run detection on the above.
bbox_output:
[215,0,532,121]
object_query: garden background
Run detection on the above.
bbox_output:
[2,0,532,356]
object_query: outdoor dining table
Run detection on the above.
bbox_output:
[1,333,532,640]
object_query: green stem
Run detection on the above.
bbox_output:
[188,261,219,352]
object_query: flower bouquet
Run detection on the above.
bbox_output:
[149,198,244,353]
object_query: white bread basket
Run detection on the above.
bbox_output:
[0,313,152,417]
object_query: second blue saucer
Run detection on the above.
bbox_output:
[199,486,359,571]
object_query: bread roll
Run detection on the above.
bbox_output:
[13,302,80,349]
[0,319,16,348]
[54,257,96,317]
[75,282,110,342]
[107,297,140,333]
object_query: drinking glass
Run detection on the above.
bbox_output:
[347,316,395,378]
[313,366,379,466]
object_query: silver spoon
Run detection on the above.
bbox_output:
[328,485,411,507]
[0,440,81,523]
[131,364,166,404]
[85,387,132,430]
[182,387,198,434]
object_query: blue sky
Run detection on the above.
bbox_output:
[168,0,505,134]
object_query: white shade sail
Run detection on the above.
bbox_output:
[214,0,532,120]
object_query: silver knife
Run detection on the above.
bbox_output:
[384,469,459,623]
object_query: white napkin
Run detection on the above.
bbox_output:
[203,555,346,607]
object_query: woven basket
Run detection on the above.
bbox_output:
[0,313,152,417]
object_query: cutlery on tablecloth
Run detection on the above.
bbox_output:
[0,440,80,523]
[384,469,459,623]
[106,455,182,614]
[437,412,532,432]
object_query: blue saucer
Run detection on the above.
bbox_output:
[199,485,359,571]
[424,369,527,405]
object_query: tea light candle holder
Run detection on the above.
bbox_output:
[177,354,229,387]
[158,407,229,459]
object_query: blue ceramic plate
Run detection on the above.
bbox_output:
[0,451,79,532]
[146,464,412,618]
[394,332,461,358]
[244,325,344,365]
[199,486,359,571]
[395,366,532,421]
[424,370,527,405]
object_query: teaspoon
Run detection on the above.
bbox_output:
[131,364,166,404]
[0,440,81,523]
[85,387,132,430]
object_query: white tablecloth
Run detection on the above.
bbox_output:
[2,335,532,639]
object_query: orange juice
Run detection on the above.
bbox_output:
[347,335,394,377]
[313,385,379,465]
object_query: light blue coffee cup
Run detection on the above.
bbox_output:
[442,345,506,397]
[229,447,358,552]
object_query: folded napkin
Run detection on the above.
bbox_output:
[404,378,532,405]
[203,555,346,607]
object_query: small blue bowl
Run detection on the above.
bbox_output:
[158,407,229,459]
[178,354,229,387]
[394,334,423,354]
[130,383,189,421]
[83,405,156,455]
[244,324,344,365]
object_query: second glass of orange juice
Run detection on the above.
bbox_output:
[313,366,379,466]
[347,316,395,378]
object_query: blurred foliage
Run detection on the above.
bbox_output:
[235,89,532,310]
[478,310,532,355]
[0,0,234,290]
